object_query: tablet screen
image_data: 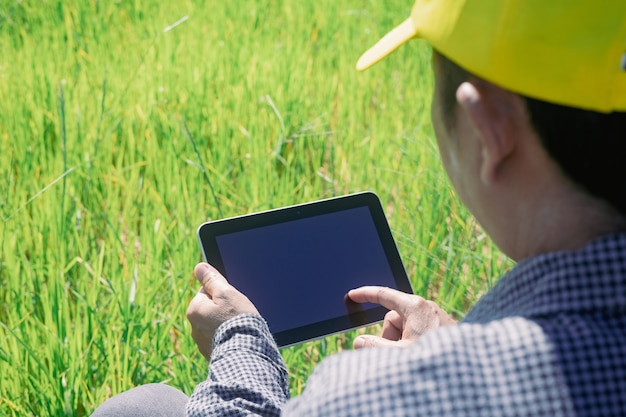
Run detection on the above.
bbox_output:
[197,192,412,347]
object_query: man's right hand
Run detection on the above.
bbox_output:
[348,286,456,349]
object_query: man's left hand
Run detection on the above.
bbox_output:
[186,263,259,360]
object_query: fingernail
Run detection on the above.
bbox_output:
[195,263,209,280]
[353,337,364,349]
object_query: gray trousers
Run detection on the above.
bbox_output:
[90,383,190,417]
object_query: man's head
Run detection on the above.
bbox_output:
[431,51,626,258]
[434,51,626,216]
[357,0,626,259]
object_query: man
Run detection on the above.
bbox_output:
[185,0,626,415]
[92,0,626,415]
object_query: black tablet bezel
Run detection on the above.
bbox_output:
[196,191,413,347]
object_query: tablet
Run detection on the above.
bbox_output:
[196,192,413,348]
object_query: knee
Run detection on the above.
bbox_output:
[90,383,189,417]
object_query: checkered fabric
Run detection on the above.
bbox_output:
[186,233,626,416]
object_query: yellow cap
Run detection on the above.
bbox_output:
[356,0,626,113]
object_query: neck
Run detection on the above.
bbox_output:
[508,186,626,261]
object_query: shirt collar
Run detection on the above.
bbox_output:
[464,233,626,322]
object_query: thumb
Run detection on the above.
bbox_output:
[353,335,401,349]
[194,263,230,297]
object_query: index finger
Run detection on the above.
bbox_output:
[348,286,415,312]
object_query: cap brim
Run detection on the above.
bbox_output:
[356,18,419,71]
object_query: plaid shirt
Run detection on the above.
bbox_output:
[186,233,626,416]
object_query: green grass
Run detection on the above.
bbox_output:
[0,1,511,415]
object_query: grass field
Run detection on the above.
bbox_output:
[0,1,511,415]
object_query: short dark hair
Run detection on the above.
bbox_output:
[435,51,626,216]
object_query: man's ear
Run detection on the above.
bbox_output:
[456,80,520,185]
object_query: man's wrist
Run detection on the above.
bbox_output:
[212,313,275,356]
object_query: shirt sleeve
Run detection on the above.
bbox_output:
[185,314,290,417]
[186,316,574,417]
[281,318,574,417]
